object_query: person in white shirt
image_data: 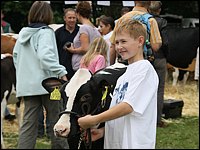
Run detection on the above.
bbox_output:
[78,18,159,149]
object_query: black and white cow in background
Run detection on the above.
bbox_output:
[1,34,22,149]
[166,27,199,85]
[42,63,127,149]
[1,57,22,149]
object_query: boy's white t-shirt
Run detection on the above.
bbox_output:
[104,60,159,149]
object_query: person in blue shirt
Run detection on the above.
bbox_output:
[13,1,69,149]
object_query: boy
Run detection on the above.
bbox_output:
[78,18,159,149]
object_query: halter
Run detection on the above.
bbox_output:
[59,94,109,149]
[58,84,110,149]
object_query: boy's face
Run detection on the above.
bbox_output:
[115,31,143,63]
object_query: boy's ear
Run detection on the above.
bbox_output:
[138,36,145,46]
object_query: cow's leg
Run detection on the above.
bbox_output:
[183,71,189,85]
[177,70,189,86]
[7,84,18,105]
[1,90,9,149]
[172,68,179,86]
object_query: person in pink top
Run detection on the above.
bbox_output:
[80,37,108,74]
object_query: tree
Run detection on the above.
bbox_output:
[1,1,33,33]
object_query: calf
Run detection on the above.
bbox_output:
[42,63,127,149]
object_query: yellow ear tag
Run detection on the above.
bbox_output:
[101,86,108,108]
[50,86,61,100]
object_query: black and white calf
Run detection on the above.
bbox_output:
[42,63,127,149]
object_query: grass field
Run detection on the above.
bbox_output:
[2,76,199,149]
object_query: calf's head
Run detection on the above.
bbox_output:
[42,65,127,139]
[42,69,92,138]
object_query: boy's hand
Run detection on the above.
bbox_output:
[78,115,96,129]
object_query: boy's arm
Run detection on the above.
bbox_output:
[78,102,133,129]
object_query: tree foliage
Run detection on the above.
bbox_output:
[1,1,33,33]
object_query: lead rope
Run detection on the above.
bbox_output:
[79,102,94,149]
[78,129,85,149]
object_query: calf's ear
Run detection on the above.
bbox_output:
[42,77,67,93]
[99,80,112,108]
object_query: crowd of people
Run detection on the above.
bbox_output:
[2,1,178,149]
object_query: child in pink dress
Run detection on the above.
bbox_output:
[80,37,109,74]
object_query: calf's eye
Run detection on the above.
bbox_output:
[80,94,91,102]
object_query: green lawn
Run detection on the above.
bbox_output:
[3,115,199,149]
[156,116,199,149]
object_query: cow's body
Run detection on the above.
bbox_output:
[1,57,22,149]
[1,34,21,149]
[42,63,127,149]
[166,27,199,85]
[1,34,17,54]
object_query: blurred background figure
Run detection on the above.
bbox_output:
[80,37,108,74]
[149,1,168,127]
[99,15,115,66]
[55,8,79,80]
[13,1,69,149]
[66,1,101,72]
[1,10,14,33]
[114,7,130,24]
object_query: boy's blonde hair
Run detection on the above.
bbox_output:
[81,37,108,67]
[115,18,147,46]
